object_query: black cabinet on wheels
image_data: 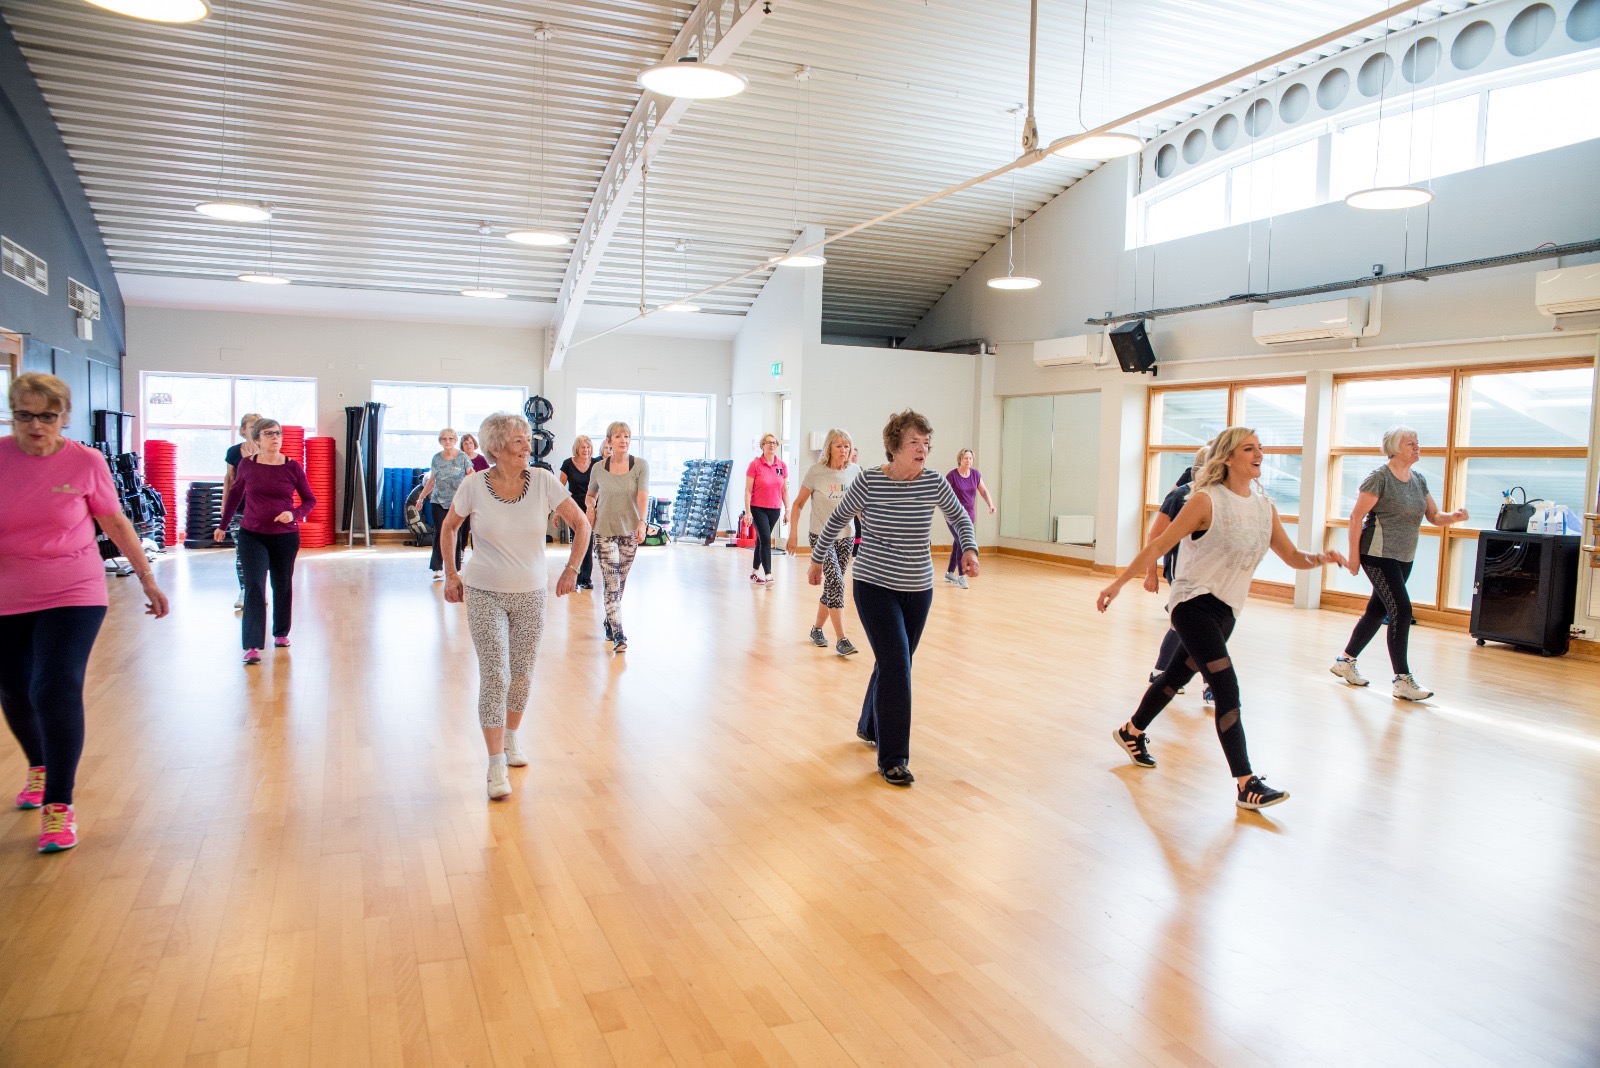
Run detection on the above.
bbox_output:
[1469,531,1581,656]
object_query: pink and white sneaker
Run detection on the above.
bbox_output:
[16,766,45,809]
[274,636,291,648]
[37,803,77,853]
[243,648,261,665]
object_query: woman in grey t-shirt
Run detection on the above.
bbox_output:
[787,428,861,656]
[418,428,473,579]
[584,421,649,653]
[1330,425,1468,701]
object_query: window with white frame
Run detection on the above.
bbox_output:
[371,381,527,470]
[575,389,713,502]
[141,372,318,524]
[1137,57,1600,248]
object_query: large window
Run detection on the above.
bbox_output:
[372,381,527,470]
[1144,379,1305,588]
[142,372,318,521]
[1325,361,1593,613]
[1138,58,1600,248]
[575,389,713,501]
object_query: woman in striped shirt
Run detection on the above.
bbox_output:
[811,410,978,787]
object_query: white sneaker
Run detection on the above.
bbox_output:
[504,732,528,767]
[1329,657,1369,687]
[944,572,960,584]
[1392,674,1434,702]
[233,593,244,610]
[432,571,443,581]
[955,574,969,588]
[486,761,512,799]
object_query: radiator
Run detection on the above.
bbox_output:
[1054,515,1095,545]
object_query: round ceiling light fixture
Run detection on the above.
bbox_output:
[85,0,209,22]
[986,275,1042,290]
[237,272,290,285]
[195,200,272,222]
[1344,185,1435,210]
[460,288,509,299]
[660,301,702,313]
[1052,132,1144,160]
[638,57,749,99]
[505,229,570,247]
[768,253,827,268]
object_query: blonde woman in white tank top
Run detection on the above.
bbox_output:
[1096,428,1349,811]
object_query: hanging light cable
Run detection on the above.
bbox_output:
[1346,17,1434,210]
[771,66,826,268]
[195,0,271,222]
[461,223,508,298]
[989,107,1041,290]
[1052,0,1142,160]
[662,239,702,313]
[238,210,290,283]
[507,26,570,246]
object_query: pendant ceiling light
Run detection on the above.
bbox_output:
[663,239,701,313]
[506,26,570,248]
[1052,0,1143,162]
[1345,16,1435,211]
[86,0,209,22]
[989,108,1041,291]
[638,56,748,99]
[771,67,826,269]
[461,224,508,299]
[194,1,270,223]
[238,213,290,284]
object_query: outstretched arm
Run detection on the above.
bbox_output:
[1097,493,1211,612]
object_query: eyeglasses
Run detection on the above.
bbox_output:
[258,430,283,437]
[12,411,63,424]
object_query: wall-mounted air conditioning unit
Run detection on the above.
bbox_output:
[1033,332,1106,368]
[1251,297,1368,345]
[1535,266,1600,316]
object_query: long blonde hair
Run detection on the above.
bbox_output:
[1193,427,1256,489]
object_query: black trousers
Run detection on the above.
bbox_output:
[429,502,468,573]
[0,605,106,806]
[853,581,933,771]
[238,528,299,649]
[750,506,781,575]
[1133,593,1252,778]
[1344,556,1414,674]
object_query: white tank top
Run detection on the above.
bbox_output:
[1168,484,1275,617]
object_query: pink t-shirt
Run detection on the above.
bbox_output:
[0,436,121,615]
[746,456,788,509]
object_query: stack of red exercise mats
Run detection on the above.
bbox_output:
[301,436,337,548]
[142,439,178,547]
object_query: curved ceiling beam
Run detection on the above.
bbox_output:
[547,0,768,369]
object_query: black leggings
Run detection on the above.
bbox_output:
[750,506,781,575]
[1132,594,1252,778]
[238,528,300,649]
[853,581,933,770]
[0,606,107,806]
[429,502,468,573]
[1344,556,1413,675]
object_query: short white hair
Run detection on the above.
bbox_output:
[478,412,530,463]
[1381,425,1418,457]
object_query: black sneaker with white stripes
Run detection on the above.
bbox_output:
[880,764,914,786]
[1236,776,1289,810]
[1113,725,1155,768]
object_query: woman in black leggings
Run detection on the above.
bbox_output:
[743,433,788,584]
[1097,427,1347,811]
[1330,426,1467,701]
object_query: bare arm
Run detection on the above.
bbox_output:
[743,474,755,516]
[635,487,649,541]
[977,476,995,514]
[94,511,169,618]
[1424,493,1468,527]
[552,498,590,597]
[1097,493,1211,612]
[786,487,813,552]
[440,507,467,602]
[1142,511,1174,593]
[1270,508,1345,570]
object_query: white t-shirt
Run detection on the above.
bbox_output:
[450,467,565,593]
[1168,484,1276,617]
[801,461,861,537]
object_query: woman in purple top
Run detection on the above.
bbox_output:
[461,432,491,472]
[214,418,316,665]
[943,449,994,588]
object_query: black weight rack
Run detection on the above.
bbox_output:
[184,482,229,549]
[671,459,731,545]
[93,446,167,572]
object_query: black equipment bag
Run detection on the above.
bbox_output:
[1494,486,1541,532]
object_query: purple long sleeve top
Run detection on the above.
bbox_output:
[219,456,316,535]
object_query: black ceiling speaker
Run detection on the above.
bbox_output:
[1109,320,1157,375]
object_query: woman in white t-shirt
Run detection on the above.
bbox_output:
[787,428,862,655]
[438,412,590,801]
[1096,427,1348,811]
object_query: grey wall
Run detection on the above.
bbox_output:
[0,17,124,443]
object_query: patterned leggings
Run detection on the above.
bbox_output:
[820,537,854,610]
[464,586,546,729]
[596,534,638,633]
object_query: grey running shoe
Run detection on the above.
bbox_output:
[1113,725,1155,768]
[1330,657,1369,686]
[809,626,828,647]
[1392,674,1433,701]
[943,572,960,584]
[836,638,859,656]
[1236,775,1288,810]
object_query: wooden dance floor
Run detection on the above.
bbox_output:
[1,542,1596,1065]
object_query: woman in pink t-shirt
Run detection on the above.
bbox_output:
[743,433,788,584]
[0,373,170,853]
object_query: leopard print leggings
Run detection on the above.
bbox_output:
[464,585,546,728]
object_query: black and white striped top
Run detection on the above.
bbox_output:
[818,466,976,591]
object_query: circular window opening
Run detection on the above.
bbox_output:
[1570,0,1600,43]
[1154,143,1177,178]
[1278,83,1311,123]
[1402,37,1440,83]
[1211,113,1240,152]
[1506,3,1556,56]
[1317,67,1351,109]
[1357,52,1394,97]
[1451,20,1496,69]
[1244,98,1273,136]
[1182,128,1207,164]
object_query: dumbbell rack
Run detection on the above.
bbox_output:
[671,459,731,545]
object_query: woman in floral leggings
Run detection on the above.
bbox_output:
[585,421,650,654]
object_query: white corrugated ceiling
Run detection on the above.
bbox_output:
[2,0,1475,339]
